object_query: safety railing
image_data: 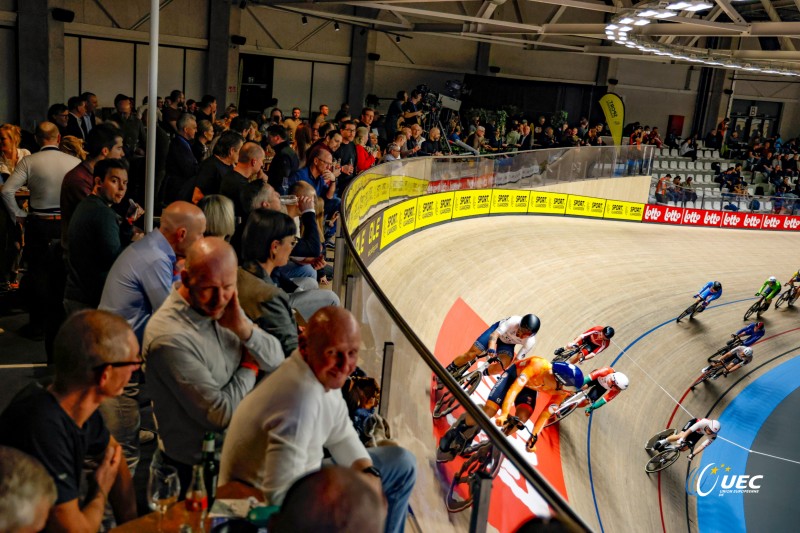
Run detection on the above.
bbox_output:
[334,145,651,532]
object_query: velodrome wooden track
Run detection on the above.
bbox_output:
[359,214,800,533]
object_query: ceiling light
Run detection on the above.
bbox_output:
[634,19,651,26]
[666,2,692,9]
[605,24,619,30]
[685,3,713,12]
[301,15,308,25]
[618,25,632,32]
[653,12,674,19]
[334,21,340,31]
[639,10,659,17]
[619,17,634,24]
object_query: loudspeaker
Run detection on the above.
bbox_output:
[489,66,501,74]
[51,8,75,23]
[723,89,734,95]
[367,53,380,61]
[608,78,619,86]
[231,35,247,46]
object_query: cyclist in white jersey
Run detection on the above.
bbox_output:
[654,418,721,460]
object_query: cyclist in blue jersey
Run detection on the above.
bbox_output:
[694,281,722,312]
[733,321,765,347]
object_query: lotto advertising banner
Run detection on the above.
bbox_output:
[642,204,685,225]
[453,189,493,219]
[528,191,568,215]
[598,93,625,146]
[565,194,606,218]
[642,204,800,232]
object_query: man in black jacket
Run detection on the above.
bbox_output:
[266,125,299,195]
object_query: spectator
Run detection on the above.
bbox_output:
[315,104,330,126]
[1,122,80,336]
[358,107,376,137]
[334,103,351,123]
[219,306,416,533]
[0,446,57,533]
[0,310,139,531]
[401,90,424,127]
[143,237,283,493]
[109,93,146,157]
[186,98,197,114]
[655,173,671,204]
[47,103,70,137]
[193,119,214,162]
[61,124,125,250]
[162,89,185,134]
[323,129,343,154]
[519,123,533,150]
[334,121,357,192]
[163,113,199,204]
[275,180,323,287]
[668,175,684,205]
[289,147,339,236]
[282,107,302,142]
[266,124,299,195]
[680,135,698,161]
[64,158,142,314]
[59,135,86,160]
[191,130,244,203]
[199,194,236,241]
[465,126,486,152]
[81,91,100,134]
[64,95,88,140]
[268,466,386,533]
[0,124,30,184]
[505,121,521,151]
[0,124,29,291]
[385,91,406,141]
[194,94,217,124]
[533,116,547,145]
[355,127,377,173]
[381,142,401,162]
[420,127,444,156]
[683,176,698,206]
[294,125,314,169]
[647,126,663,148]
[219,141,267,224]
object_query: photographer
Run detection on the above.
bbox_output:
[402,90,424,126]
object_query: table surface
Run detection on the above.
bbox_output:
[110,481,263,533]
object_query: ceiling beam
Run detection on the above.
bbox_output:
[759,0,796,51]
[526,0,618,13]
[714,0,746,25]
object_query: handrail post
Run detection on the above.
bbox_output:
[344,274,355,311]
[469,472,493,533]
[332,228,347,297]
[379,342,394,419]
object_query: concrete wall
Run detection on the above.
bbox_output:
[0,27,16,124]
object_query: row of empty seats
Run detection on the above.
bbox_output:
[652,159,718,171]
[656,147,720,160]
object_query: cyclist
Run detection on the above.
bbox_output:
[578,367,629,416]
[703,346,753,378]
[732,321,765,347]
[783,270,800,303]
[694,281,722,312]
[654,418,721,460]
[437,357,582,461]
[438,314,540,389]
[756,276,781,308]
[553,326,615,365]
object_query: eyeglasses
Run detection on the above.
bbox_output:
[93,357,143,371]
[283,236,299,246]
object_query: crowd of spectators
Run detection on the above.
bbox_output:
[0,88,419,532]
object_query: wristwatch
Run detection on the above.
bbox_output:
[362,466,381,479]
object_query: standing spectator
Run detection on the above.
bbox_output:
[294,125,314,169]
[334,103,350,123]
[355,127,376,173]
[0,124,29,291]
[519,123,532,150]
[315,104,330,126]
[402,90,424,127]
[163,113,199,204]
[109,94,146,157]
[64,95,88,140]
[194,94,217,124]
[266,124,299,194]
[81,91,100,134]
[192,119,214,163]
[533,116,547,144]
[0,310,139,531]
[0,124,30,183]
[219,141,267,222]
[385,91,406,141]
[282,107,302,142]
[1,122,80,337]
[162,89,185,133]
[334,121,357,192]
[64,158,141,314]
[143,237,283,492]
[0,446,57,533]
[505,121,521,152]
[47,103,70,137]
[191,130,244,203]
[358,107,376,142]
[219,306,416,533]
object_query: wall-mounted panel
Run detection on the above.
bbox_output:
[311,63,348,116]
[273,58,313,115]
[185,49,207,101]
[81,38,135,108]
[0,27,17,124]
[135,45,188,106]
[64,36,80,103]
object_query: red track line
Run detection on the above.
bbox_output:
[655,325,800,533]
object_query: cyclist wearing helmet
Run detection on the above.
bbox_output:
[578,367,629,416]
[733,322,765,347]
[554,325,615,365]
[786,270,800,302]
[703,345,754,377]
[437,357,581,460]
[655,418,721,460]
[756,276,781,307]
[439,314,540,387]
[694,281,723,311]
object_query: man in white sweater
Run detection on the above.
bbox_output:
[220,307,416,533]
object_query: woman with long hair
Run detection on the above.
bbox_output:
[294,125,313,168]
[0,124,30,291]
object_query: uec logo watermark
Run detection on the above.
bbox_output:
[686,463,764,497]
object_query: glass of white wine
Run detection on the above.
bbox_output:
[147,464,180,531]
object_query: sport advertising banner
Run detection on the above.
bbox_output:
[565,194,606,218]
[599,93,625,146]
[528,191,569,215]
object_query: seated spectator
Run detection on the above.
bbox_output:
[705,128,720,150]
[199,194,236,242]
[420,127,445,156]
[465,126,486,152]
[64,158,144,314]
[355,127,377,173]
[0,310,138,531]
[655,174,671,204]
[585,127,603,147]
[381,143,401,162]
[268,466,386,533]
[143,237,283,493]
[668,176,684,205]
[680,135,698,161]
[191,130,244,203]
[647,127,663,148]
[275,180,323,287]
[219,306,416,533]
[288,147,340,239]
[0,446,57,533]
[683,176,698,206]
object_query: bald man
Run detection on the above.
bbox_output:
[220,307,416,533]
[143,237,283,493]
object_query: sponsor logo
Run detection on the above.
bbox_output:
[665,208,681,222]
[644,205,663,221]
[703,211,721,226]
[763,215,780,229]
[683,211,701,224]
[722,213,741,226]
[784,217,800,229]
[743,214,762,228]
[686,463,764,497]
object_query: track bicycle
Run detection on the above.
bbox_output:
[707,335,744,362]
[444,416,535,513]
[543,387,593,428]
[774,284,800,310]
[676,298,706,323]
[433,352,507,419]
[743,295,769,321]
[690,360,729,390]
[644,429,692,473]
[552,343,591,364]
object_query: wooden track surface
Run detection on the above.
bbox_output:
[364,215,800,533]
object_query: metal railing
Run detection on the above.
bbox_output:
[650,183,799,215]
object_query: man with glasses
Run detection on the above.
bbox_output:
[289,147,341,240]
[0,310,139,531]
[334,120,357,194]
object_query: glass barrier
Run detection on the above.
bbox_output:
[335,146,647,532]
[649,180,799,215]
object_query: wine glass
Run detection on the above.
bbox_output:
[147,464,180,531]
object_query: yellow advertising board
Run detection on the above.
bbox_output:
[599,93,625,147]
[528,190,568,215]
[415,192,455,229]
[603,199,645,221]
[380,198,417,249]
[452,189,493,219]
[490,190,530,214]
[565,194,606,218]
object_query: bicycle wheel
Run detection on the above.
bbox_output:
[677,303,695,323]
[552,346,580,363]
[775,291,791,310]
[544,401,580,428]
[690,369,715,390]
[445,443,492,513]
[645,448,681,473]
[433,371,482,419]
[743,301,761,321]
[789,290,800,307]
[689,301,703,320]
